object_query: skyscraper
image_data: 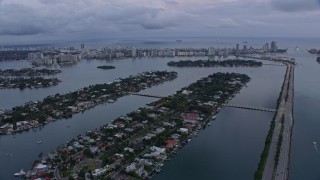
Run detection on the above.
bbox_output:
[271,41,277,53]
[208,47,215,56]
[131,47,137,57]
[236,44,240,55]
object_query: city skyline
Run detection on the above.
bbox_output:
[0,0,320,45]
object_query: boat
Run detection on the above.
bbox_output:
[208,122,211,126]
[176,40,182,43]
[107,99,115,103]
[14,169,26,177]
[317,57,320,63]
[276,48,288,53]
[155,167,161,173]
[313,142,317,145]
[36,140,43,144]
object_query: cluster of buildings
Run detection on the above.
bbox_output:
[81,41,286,60]
[27,48,82,66]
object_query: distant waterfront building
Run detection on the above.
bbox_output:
[131,47,137,57]
[58,53,80,64]
[271,41,277,53]
[236,44,240,54]
[243,45,247,53]
[28,52,44,60]
[208,47,216,56]
[262,43,269,53]
[81,43,85,49]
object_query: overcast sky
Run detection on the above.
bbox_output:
[0,0,320,44]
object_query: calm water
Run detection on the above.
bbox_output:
[0,37,319,180]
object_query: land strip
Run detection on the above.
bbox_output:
[257,63,294,180]
[24,72,251,179]
[0,68,61,77]
[167,59,262,67]
[0,77,61,89]
[0,71,177,135]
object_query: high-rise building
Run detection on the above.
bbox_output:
[208,47,215,56]
[271,41,277,53]
[81,43,85,49]
[236,44,240,54]
[262,43,269,52]
[243,45,247,53]
[131,47,137,57]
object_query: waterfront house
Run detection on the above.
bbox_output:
[181,112,199,124]
[165,140,177,149]
[178,128,189,134]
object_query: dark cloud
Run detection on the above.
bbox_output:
[271,0,320,12]
[0,0,320,41]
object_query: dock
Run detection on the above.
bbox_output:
[128,92,165,98]
[223,104,276,112]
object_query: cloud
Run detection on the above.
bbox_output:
[271,0,320,12]
[0,0,320,41]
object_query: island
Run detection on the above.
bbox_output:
[308,49,320,55]
[23,72,250,179]
[0,71,178,135]
[0,77,61,89]
[0,68,61,77]
[167,59,262,67]
[97,65,116,70]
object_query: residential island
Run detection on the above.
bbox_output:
[23,72,251,179]
[0,68,61,77]
[0,77,61,89]
[167,59,262,67]
[0,71,177,135]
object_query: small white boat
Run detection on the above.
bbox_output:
[14,169,26,177]
[36,140,43,144]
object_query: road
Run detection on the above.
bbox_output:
[262,64,294,180]
[274,64,294,180]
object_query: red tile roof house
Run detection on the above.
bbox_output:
[165,140,177,149]
[181,112,199,125]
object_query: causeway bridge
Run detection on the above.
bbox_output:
[223,104,276,112]
[129,92,165,98]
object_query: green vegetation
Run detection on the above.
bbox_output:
[167,59,262,67]
[274,115,285,168]
[25,72,251,179]
[0,68,61,76]
[0,77,61,89]
[97,66,116,70]
[0,71,177,134]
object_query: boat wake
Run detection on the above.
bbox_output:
[313,142,318,152]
